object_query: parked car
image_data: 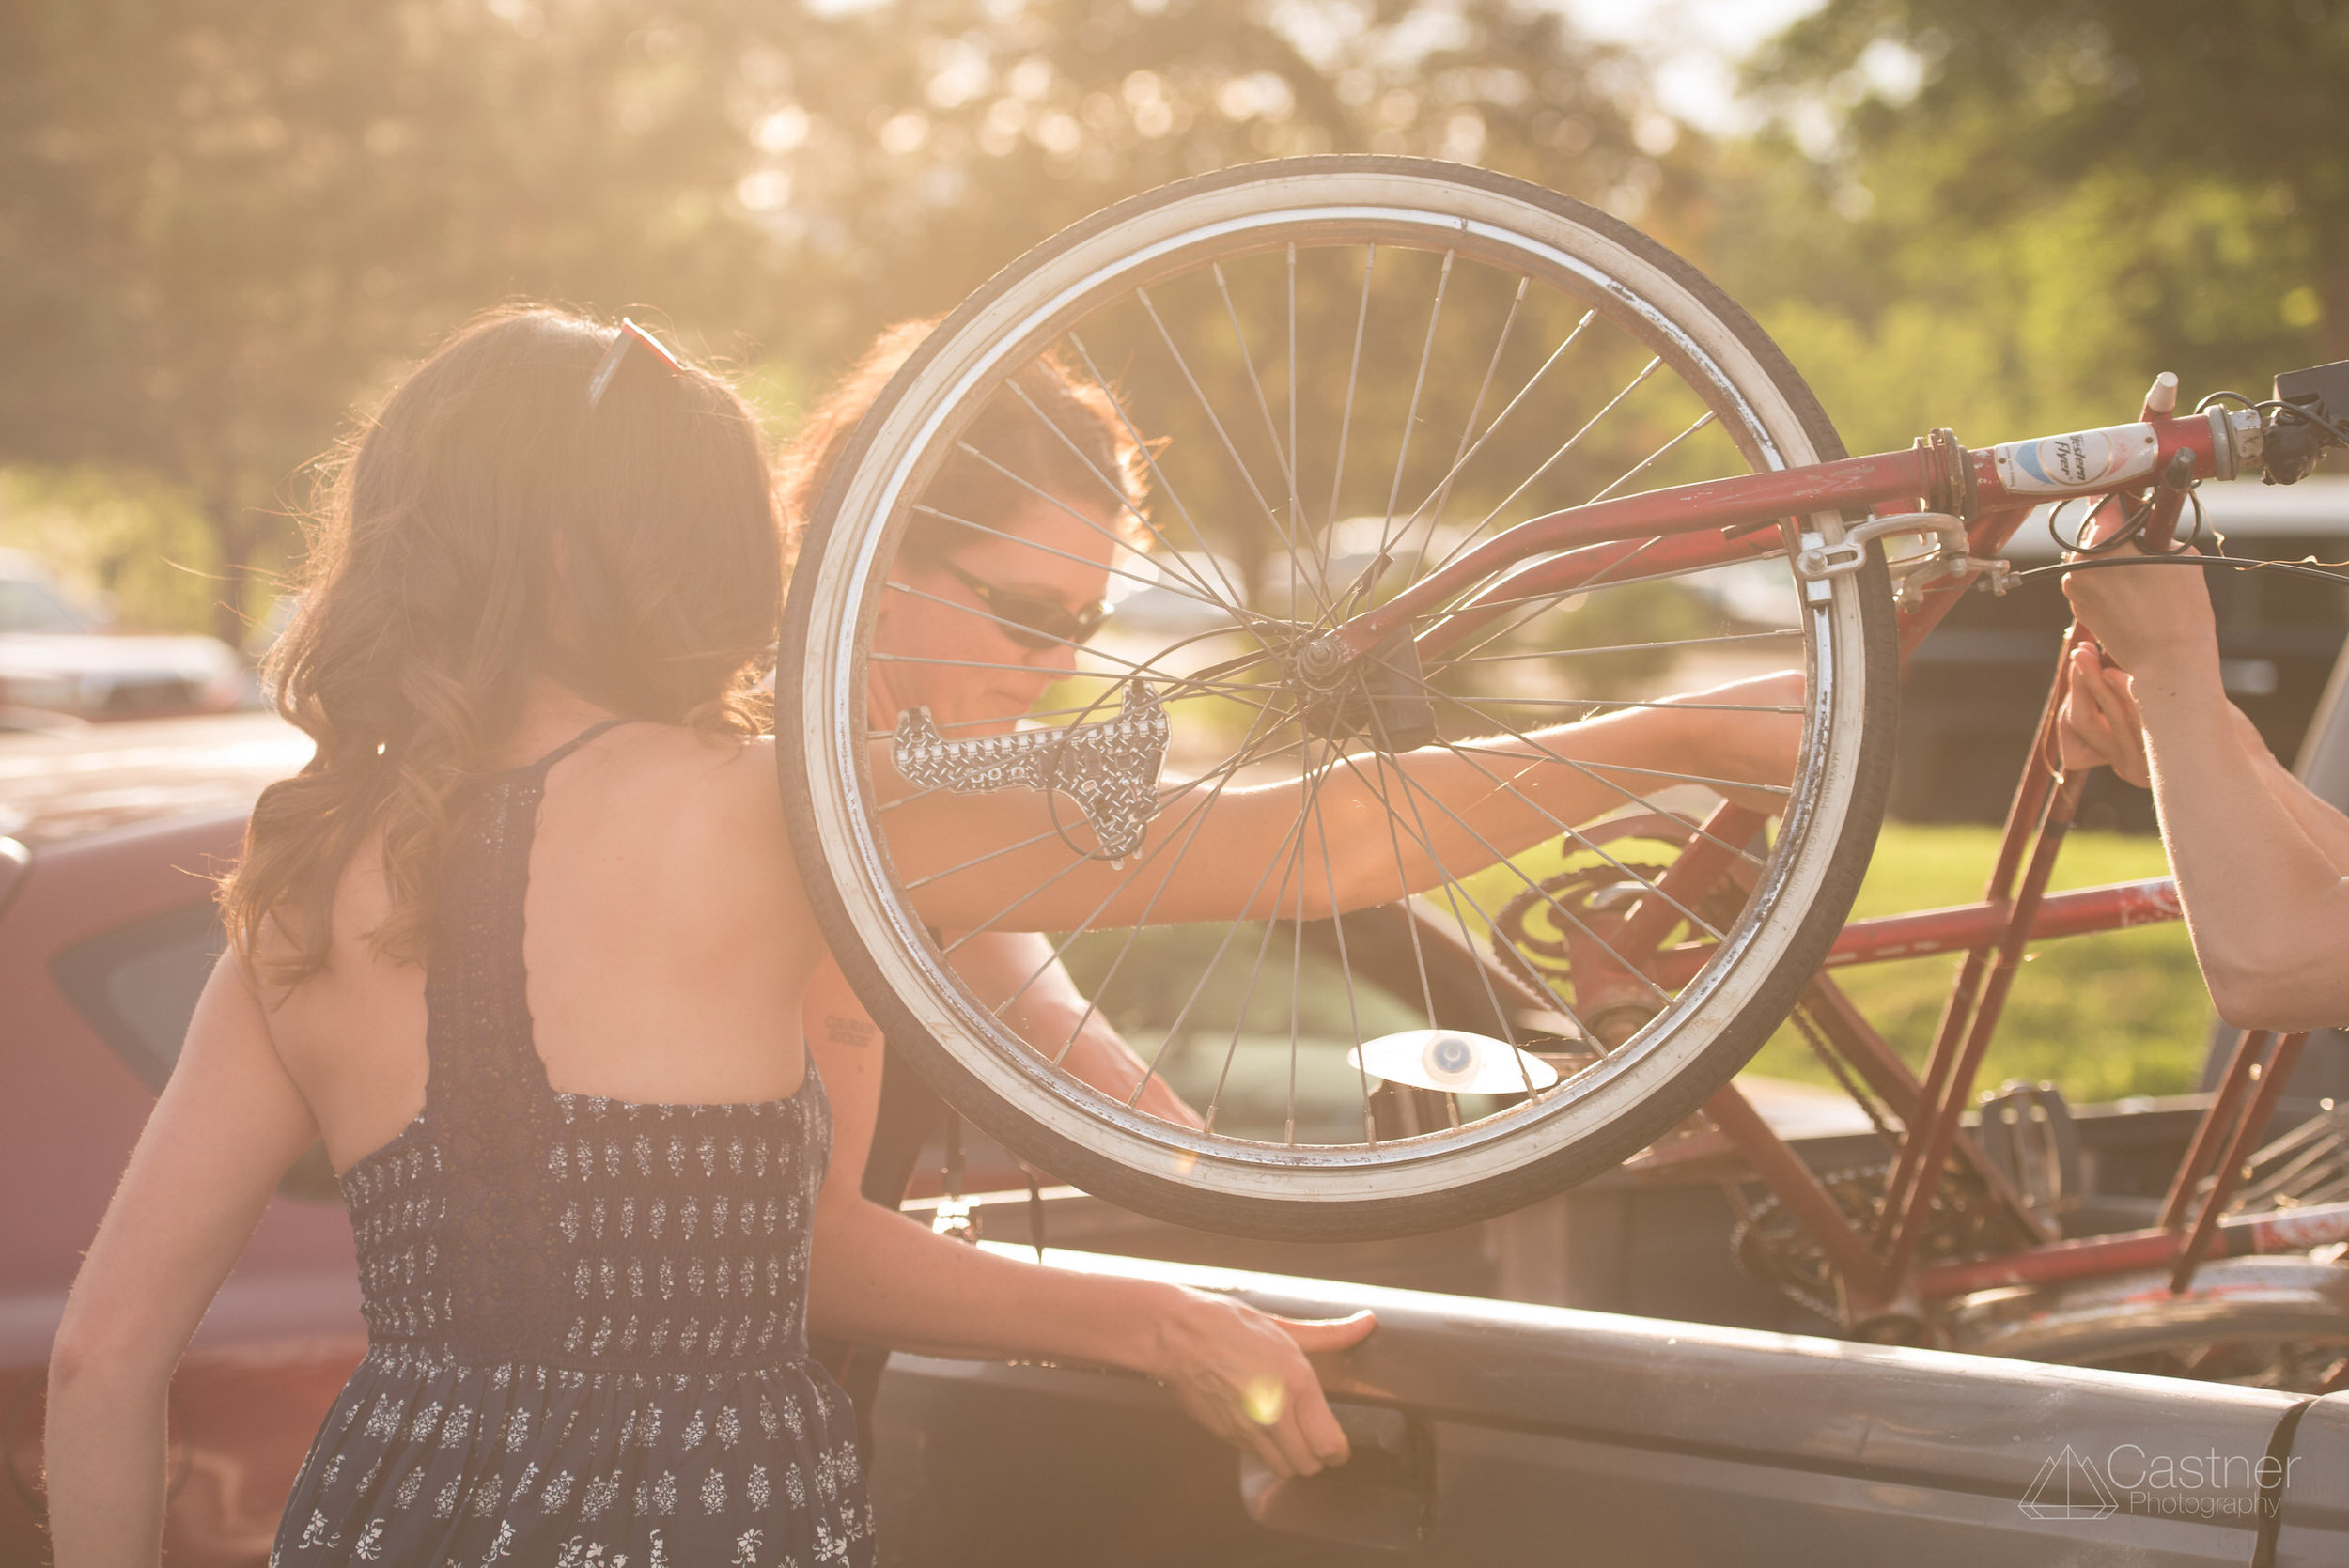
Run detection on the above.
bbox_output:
[0,550,251,724]
[0,712,353,1568]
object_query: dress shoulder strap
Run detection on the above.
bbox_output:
[419,720,632,1348]
[422,719,629,1123]
[516,717,630,781]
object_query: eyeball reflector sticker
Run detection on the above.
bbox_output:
[1346,1030,1563,1094]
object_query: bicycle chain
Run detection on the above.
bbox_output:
[1489,860,1673,990]
[1729,1160,2036,1324]
[1784,1001,1900,1147]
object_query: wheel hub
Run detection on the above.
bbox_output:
[1276,625,1437,753]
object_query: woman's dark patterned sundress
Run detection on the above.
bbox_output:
[272,722,872,1568]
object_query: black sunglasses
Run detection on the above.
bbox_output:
[586,318,688,409]
[940,558,1112,650]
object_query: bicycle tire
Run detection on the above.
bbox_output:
[780,156,1897,1239]
[1950,1256,2349,1391]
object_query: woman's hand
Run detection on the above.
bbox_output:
[2057,644,2151,786]
[946,932,1206,1128]
[1146,1292,1377,1478]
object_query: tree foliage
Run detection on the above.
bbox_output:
[11,0,2338,638]
[0,0,1681,636]
[1710,0,2347,456]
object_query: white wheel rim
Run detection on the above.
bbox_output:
[796,165,1874,1205]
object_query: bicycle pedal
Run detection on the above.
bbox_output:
[1977,1080,2082,1218]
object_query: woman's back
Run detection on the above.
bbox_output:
[263,712,870,1567]
[266,711,823,1172]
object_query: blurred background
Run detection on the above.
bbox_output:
[4,0,2346,1100]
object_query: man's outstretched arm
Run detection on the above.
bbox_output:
[2061,548,2349,1030]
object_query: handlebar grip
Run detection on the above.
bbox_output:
[2134,372,2186,553]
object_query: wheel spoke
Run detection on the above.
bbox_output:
[904,737,1281,893]
[1442,737,1793,800]
[1408,275,1530,583]
[1322,742,1602,1048]
[1325,244,1375,536]
[1411,730,1734,946]
[1065,330,1253,611]
[1381,305,1594,584]
[1299,732,1378,1144]
[908,498,1250,626]
[930,718,1311,951]
[1129,764,1330,1120]
[1427,627,1801,671]
[1351,746,1551,1095]
[1022,693,1298,1072]
[1426,544,1805,673]
[1211,259,1312,618]
[869,629,1274,699]
[998,378,1243,613]
[1373,752,1678,1008]
[1418,356,1663,583]
[1202,796,1321,1136]
[1420,688,1777,869]
[1136,285,1332,617]
[1585,409,1720,505]
[1367,249,1455,577]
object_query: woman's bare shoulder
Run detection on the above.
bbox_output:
[627,728,800,881]
[599,723,777,797]
[699,731,786,826]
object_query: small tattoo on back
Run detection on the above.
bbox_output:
[823,1015,879,1048]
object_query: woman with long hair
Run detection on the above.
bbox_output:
[40,306,1386,1568]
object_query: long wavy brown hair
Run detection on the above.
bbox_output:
[224,305,782,982]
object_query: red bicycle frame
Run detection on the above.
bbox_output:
[1365,398,2349,1325]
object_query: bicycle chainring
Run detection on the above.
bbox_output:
[1729,1160,2037,1326]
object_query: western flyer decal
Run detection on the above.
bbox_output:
[1993,422,2160,495]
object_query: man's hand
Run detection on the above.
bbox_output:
[2058,497,2221,691]
[1148,1292,1377,1478]
[2057,644,2150,786]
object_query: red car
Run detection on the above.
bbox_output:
[0,714,358,1567]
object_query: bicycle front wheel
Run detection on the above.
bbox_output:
[781,157,1897,1238]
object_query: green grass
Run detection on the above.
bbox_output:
[1746,823,2212,1105]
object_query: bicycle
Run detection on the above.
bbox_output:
[777,153,2349,1321]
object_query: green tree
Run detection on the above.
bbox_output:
[0,0,812,639]
[1703,0,2344,456]
[0,0,1689,640]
